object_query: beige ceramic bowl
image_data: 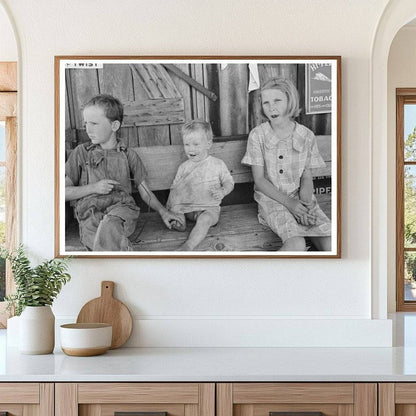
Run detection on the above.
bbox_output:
[60,323,112,356]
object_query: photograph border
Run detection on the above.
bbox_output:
[55,55,341,258]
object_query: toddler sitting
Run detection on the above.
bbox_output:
[167,120,234,251]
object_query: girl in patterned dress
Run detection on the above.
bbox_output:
[242,78,331,252]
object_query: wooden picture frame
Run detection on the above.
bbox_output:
[55,56,341,258]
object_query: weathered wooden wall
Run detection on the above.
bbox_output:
[65,63,331,152]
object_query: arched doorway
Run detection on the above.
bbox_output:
[371,0,416,319]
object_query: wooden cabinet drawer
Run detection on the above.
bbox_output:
[56,383,215,416]
[217,383,377,416]
[0,383,53,415]
[379,383,416,416]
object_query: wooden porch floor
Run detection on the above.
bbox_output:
[65,195,331,252]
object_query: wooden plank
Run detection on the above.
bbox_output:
[119,126,139,148]
[200,384,215,416]
[205,64,221,136]
[170,123,184,145]
[123,98,185,127]
[395,383,416,403]
[131,203,281,252]
[147,64,180,99]
[0,383,39,403]
[0,62,17,91]
[132,65,163,98]
[137,125,170,147]
[131,65,153,99]
[170,64,193,121]
[354,384,377,416]
[134,140,251,191]
[217,384,233,416]
[134,136,330,191]
[232,383,353,404]
[39,384,54,416]
[69,68,100,129]
[219,64,248,136]
[0,92,17,120]
[100,403,185,416]
[379,384,395,416]
[78,383,199,404]
[259,63,298,85]
[55,383,78,416]
[191,64,206,120]
[65,71,76,130]
[101,64,134,102]
[67,199,331,253]
[164,64,216,102]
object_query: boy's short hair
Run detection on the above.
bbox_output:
[261,78,301,119]
[83,94,124,124]
[182,119,213,142]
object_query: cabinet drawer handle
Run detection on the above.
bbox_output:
[115,412,167,416]
[270,413,324,416]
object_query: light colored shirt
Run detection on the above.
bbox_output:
[167,155,234,213]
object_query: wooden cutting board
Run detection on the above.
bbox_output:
[76,281,133,349]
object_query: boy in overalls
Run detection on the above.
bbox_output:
[65,94,182,251]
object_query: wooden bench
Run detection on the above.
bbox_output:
[65,136,332,252]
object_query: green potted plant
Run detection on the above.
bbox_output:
[1,245,71,354]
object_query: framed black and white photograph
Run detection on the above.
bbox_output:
[55,56,341,258]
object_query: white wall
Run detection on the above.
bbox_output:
[0,3,17,61]
[0,0,394,346]
[387,25,416,312]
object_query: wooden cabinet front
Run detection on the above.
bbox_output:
[379,383,416,416]
[55,383,215,416]
[0,383,53,416]
[217,383,377,416]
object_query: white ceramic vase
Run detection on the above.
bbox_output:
[19,305,55,354]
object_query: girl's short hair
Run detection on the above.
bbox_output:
[182,119,213,142]
[261,78,301,119]
[84,94,124,124]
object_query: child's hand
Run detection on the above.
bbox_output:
[296,213,317,226]
[93,179,119,195]
[210,185,225,201]
[294,200,317,225]
[160,209,185,230]
[285,197,310,218]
